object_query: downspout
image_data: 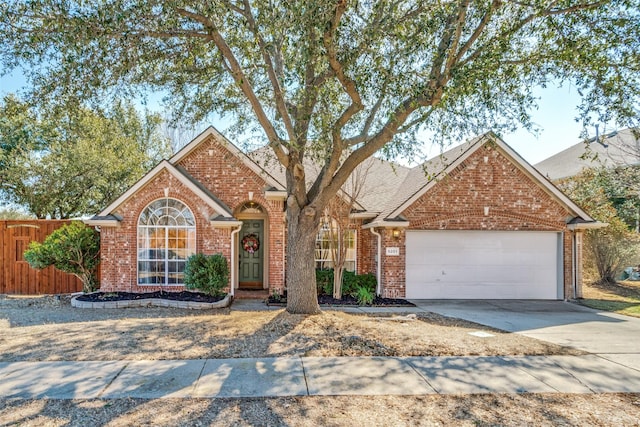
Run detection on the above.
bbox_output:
[573,232,579,299]
[370,228,382,296]
[230,225,242,298]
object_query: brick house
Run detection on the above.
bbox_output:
[86,127,601,300]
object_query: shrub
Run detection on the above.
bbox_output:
[354,285,375,305]
[341,270,357,296]
[343,271,376,297]
[184,253,229,296]
[23,221,100,293]
[317,269,377,300]
[316,269,334,296]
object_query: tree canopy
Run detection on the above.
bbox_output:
[2,0,639,312]
[0,95,171,218]
[558,167,640,283]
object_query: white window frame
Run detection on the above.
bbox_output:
[137,198,196,286]
[315,218,356,272]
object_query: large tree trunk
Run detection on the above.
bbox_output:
[285,203,321,314]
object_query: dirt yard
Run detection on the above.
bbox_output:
[0,295,581,362]
[1,394,639,426]
[2,295,638,426]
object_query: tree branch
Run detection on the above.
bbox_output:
[175,7,289,166]
[239,0,297,143]
[314,0,365,201]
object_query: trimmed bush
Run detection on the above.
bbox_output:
[316,269,334,296]
[316,269,377,300]
[23,221,100,293]
[342,271,376,297]
[184,253,229,297]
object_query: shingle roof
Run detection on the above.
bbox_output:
[248,146,411,213]
[534,128,640,180]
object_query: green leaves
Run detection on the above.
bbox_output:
[23,221,100,292]
[183,253,229,297]
[0,95,171,218]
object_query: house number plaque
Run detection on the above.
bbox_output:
[386,247,400,256]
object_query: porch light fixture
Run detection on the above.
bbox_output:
[392,229,401,239]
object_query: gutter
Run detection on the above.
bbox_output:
[370,228,382,296]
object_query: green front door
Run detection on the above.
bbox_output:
[239,220,264,289]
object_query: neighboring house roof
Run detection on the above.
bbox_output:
[534,128,640,180]
[365,132,596,227]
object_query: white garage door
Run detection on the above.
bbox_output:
[405,231,560,299]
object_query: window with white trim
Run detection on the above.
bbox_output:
[315,218,356,271]
[137,198,196,285]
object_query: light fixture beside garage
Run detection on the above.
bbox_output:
[392,229,401,239]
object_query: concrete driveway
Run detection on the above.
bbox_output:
[411,300,640,371]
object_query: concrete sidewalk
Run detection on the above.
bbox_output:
[2,355,640,399]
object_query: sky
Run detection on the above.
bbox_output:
[1,68,597,166]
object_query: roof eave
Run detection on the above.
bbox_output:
[83,218,121,227]
[264,190,288,201]
[362,220,410,229]
[567,221,608,230]
[349,211,379,220]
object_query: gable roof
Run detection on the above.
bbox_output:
[247,145,411,214]
[171,126,286,191]
[87,160,234,225]
[88,126,597,229]
[365,132,595,227]
[535,128,640,180]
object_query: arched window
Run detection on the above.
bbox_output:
[314,218,356,271]
[137,198,196,285]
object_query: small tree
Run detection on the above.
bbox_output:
[23,221,100,293]
[324,159,373,299]
[558,168,640,284]
[184,253,229,297]
[587,217,639,284]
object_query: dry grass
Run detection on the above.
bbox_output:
[1,296,635,426]
[0,296,580,362]
[1,394,639,427]
[581,280,640,318]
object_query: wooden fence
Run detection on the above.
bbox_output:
[0,220,85,294]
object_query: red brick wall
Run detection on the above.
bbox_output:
[99,134,286,293]
[177,135,286,291]
[381,141,577,298]
[356,220,376,275]
[380,228,406,299]
[100,169,231,292]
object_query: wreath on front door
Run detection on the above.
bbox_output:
[241,233,260,254]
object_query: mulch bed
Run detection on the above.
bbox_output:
[268,294,415,307]
[76,291,413,307]
[76,291,225,303]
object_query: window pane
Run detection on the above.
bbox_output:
[138,198,196,286]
